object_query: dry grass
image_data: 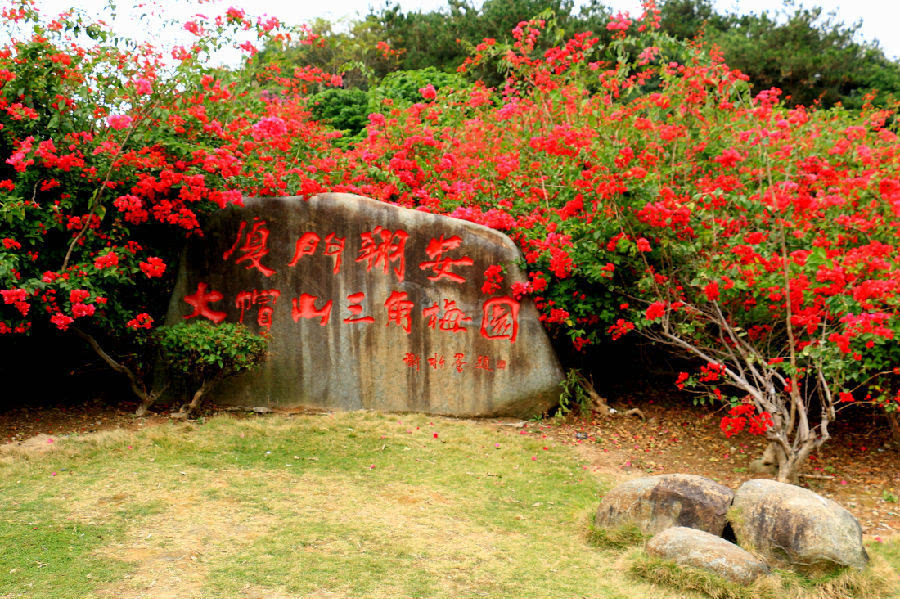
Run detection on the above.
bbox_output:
[629,551,897,599]
[0,412,673,598]
[585,521,648,550]
[2,411,899,599]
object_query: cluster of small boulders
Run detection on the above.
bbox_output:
[595,474,868,583]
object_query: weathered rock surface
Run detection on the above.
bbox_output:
[595,474,734,536]
[729,479,868,573]
[646,527,769,584]
[166,193,563,417]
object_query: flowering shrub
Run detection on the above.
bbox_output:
[294,3,899,482]
[154,321,268,416]
[0,2,341,404]
[2,0,900,482]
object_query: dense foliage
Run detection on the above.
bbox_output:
[267,0,900,110]
[298,10,899,480]
[0,2,340,406]
[2,0,900,481]
[154,321,268,415]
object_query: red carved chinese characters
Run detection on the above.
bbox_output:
[183,282,227,324]
[422,299,472,333]
[344,292,375,324]
[212,220,519,369]
[384,290,415,334]
[223,218,275,277]
[428,353,445,369]
[422,303,439,329]
[401,352,507,373]
[235,289,281,330]
[291,293,332,326]
[475,355,493,371]
[480,296,520,342]
[441,300,472,332]
[403,352,420,371]
[324,233,345,273]
[418,235,474,283]
[287,232,344,274]
[356,227,408,281]
[423,299,472,333]
[287,232,320,267]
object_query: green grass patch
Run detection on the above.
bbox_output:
[869,536,900,566]
[0,498,131,597]
[0,412,898,599]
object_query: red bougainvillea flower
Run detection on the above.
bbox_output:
[645,301,665,321]
[139,257,166,278]
[93,252,119,269]
[50,312,74,331]
[126,313,154,330]
[703,281,720,302]
[70,290,90,304]
[481,265,504,294]
[419,84,437,100]
[131,77,153,95]
[607,319,634,340]
[1,289,27,304]
[71,303,95,318]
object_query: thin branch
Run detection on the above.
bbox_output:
[658,330,765,404]
[60,97,161,272]
[71,326,150,403]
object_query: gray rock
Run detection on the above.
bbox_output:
[646,527,769,584]
[595,474,734,536]
[729,479,868,573]
[165,193,562,417]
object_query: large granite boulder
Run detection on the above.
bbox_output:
[729,479,868,573]
[646,527,769,584]
[165,193,563,417]
[595,474,734,536]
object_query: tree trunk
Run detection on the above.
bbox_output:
[750,442,779,475]
[776,458,802,485]
[753,441,802,484]
[178,380,212,418]
[774,439,815,486]
[889,412,900,447]
[73,327,160,415]
[135,394,156,417]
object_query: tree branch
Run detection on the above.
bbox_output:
[71,326,153,404]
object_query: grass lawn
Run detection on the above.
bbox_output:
[1,411,898,599]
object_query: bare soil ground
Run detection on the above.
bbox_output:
[0,398,166,444]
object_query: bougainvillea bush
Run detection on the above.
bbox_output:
[2,0,900,482]
[306,5,900,483]
[0,1,343,410]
